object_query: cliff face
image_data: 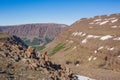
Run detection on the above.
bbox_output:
[0,23,67,45]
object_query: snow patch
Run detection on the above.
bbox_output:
[72,32,86,37]
[81,33,86,37]
[81,39,87,44]
[93,36,101,38]
[107,47,114,51]
[99,20,109,25]
[88,56,97,61]
[76,64,80,67]
[100,35,112,40]
[109,47,114,51]
[108,17,116,20]
[94,19,102,22]
[93,57,97,60]
[72,46,77,50]
[76,75,95,80]
[72,32,79,36]
[118,55,120,58]
[113,37,120,40]
[111,19,118,23]
[95,21,101,24]
[111,26,118,28]
[94,50,97,54]
[88,56,93,61]
[87,35,100,38]
[78,32,83,36]
[87,35,94,38]
[87,35,100,39]
[98,46,104,50]
[89,17,118,25]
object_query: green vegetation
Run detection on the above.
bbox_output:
[45,37,52,44]
[23,38,40,46]
[32,38,40,45]
[23,37,52,46]
[33,45,45,51]
[64,47,70,51]
[50,43,65,56]
[22,37,52,52]
[23,39,31,45]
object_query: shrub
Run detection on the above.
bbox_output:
[45,37,52,44]
[66,60,72,65]
[74,60,80,65]
[22,38,40,46]
[35,45,45,51]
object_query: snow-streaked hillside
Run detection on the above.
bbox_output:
[44,13,120,80]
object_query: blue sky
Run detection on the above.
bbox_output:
[0,0,120,25]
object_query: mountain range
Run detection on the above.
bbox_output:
[0,23,67,46]
[0,13,120,80]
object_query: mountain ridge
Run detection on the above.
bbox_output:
[0,23,68,46]
[44,13,120,80]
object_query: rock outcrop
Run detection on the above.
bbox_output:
[0,33,76,80]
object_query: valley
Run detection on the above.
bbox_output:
[0,13,120,80]
[0,23,67,51]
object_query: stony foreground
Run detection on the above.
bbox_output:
[0,33,76,80]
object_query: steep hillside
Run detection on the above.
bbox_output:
[45,13,120,80]
[0,23,67,46]
[0,33,76,80]
[0,32,27,48]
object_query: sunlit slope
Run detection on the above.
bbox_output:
[45,13,120,71]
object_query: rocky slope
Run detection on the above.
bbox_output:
[44,13,120,80]
[0,23,67,46]
[0,33,76,80]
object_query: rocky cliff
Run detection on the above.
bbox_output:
[0,23,67,46]
[0,33,76,80]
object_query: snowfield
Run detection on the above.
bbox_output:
[100,35,112,40]
[81,39,87,43]
[76,75,95,80]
